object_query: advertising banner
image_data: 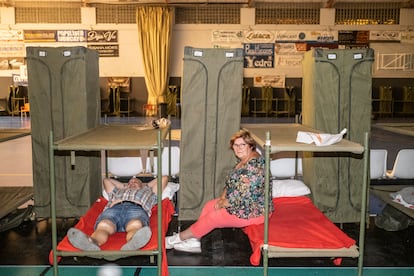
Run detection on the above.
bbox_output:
[253,75,285,88]
[88,44,119,57]
[0,42,25,70]
[57,30,87,42]
[243,43,274,68]
[0,30,24,41]
[211,30,243,43]
[401,31,414,44]
[24,30,56,42]
[370,30,401,42]
[87,30,118,43]
[244,30,275,43]
[338,31,370,49]
[0,43,25,57]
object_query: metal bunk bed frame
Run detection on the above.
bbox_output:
[242,124,369,276]
[48,124,170,276]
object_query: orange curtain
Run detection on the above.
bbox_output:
[136,6,173,116]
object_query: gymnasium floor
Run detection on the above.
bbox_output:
[0,115,413,275]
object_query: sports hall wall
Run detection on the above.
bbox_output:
[0,7,413,116]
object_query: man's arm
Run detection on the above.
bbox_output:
[103,178,124,194]
[147,176,169,195]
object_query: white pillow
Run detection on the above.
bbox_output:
[272,179,311,198]
[162,182,180,200]
[102,182,180,201]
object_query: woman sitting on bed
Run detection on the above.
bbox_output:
[166,129,274,253]
[67,176,168,251]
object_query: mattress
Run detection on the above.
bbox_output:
[243,196,358,266]
[49,197,175,275]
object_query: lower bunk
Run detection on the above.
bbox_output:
[243,196,359,266]
[49,197,175,276]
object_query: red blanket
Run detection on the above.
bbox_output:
[49,197,175,276]
[243,196,356,266]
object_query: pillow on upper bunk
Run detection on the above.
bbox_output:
[272,179,311,198]
[102,182,180,201]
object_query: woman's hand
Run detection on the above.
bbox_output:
[215,198,229,209]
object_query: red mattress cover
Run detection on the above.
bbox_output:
[49,197,175,275]
[243,196,356,266]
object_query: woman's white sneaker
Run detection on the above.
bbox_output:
[165,233,181,249]
[173,238,201,253]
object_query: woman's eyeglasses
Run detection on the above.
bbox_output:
[233,143,247,149]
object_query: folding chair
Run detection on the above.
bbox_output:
[386,149,414,179]
[370,149,388,179]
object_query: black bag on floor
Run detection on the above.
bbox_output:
[0,205,33,232]
[375,204,413,231]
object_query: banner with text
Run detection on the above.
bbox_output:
[243,43,274,68]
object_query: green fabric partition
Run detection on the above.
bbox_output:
[178,47,243,220]
[26,47,101,218]
[301,48,374,223]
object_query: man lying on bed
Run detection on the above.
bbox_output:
[67,176,168,251]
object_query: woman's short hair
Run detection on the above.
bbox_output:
[229,130,256,151]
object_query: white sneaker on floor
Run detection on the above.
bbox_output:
[165,233,181,249]
[173,238,201,253]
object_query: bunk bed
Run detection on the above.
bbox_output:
[0,186,33,232]
[370,185,414,219]
[241,124,368,276]
[48,123,172,276]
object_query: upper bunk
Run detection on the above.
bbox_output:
[241,123,364,154]
[53,123,170,151]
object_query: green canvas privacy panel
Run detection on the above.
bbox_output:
[301,48,374,223]
[179,47,243,220]
[26,46,101,218]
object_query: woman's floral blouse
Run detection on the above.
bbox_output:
[225,156,274,219]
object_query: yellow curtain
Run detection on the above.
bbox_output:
[136,6,173,115]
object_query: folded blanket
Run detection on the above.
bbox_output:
[391,187,414,209]
[296,128,347,146]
